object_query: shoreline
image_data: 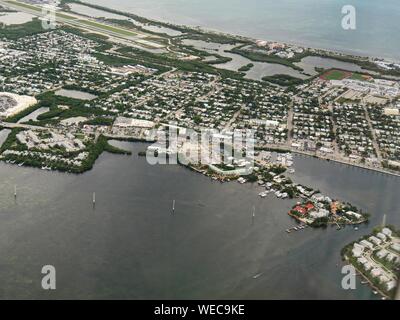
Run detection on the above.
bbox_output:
[61,0,400,80]
[342,257,390,300]
[2,122,400,179]
[293,151,400,179]
[257,144,400,179]
[77,0,400,63]
[1,1,400,179]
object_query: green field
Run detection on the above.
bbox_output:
[323,69,350,80]
[350,73,369,81]
[322,69,371,81]
[56,12,77,21]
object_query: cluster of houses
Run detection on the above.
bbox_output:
[289,76,400,171]
[16,129,85,152]
[1,149,89,169]
[368,105,400,164]
[333,103,375,158]
[0,125,93,171]
[236,83,291,146]
[289,190,366,225]
[0,30,146,96]
[289,81,341,153]
[96,72,216,123]
[292,100,333,146]
[350,227,400,293]
[95,71,292,147]
[180,77,244,130]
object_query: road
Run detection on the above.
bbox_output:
[286,99,294,146]
[1,121,48,131]
[363,105,383,162]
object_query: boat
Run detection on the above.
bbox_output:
[253,273,263,279]
[286,229,291,233]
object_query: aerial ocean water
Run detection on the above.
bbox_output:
[81,0,400,60]
[0,140,398,299]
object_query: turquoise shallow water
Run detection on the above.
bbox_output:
[82,0,400,60]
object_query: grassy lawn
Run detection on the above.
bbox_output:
[77,19,137,37]
[350,73,370,81]
[56,13,77,21]
[322,69,373,82]
[323,69,349,80]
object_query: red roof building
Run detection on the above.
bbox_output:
[305,203,315,212]
[293,205,307,215]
